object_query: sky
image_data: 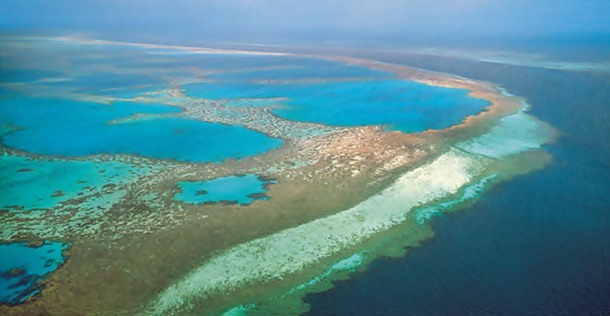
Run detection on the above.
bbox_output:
[1,0,609,46]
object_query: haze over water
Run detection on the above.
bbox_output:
[1,0,609,315]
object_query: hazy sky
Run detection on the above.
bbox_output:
[1,0,609,44]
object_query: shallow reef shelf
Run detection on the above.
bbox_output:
[150,110,555,315]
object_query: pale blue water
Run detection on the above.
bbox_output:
[43,74,162,98]
[124,52,387,80]
[0,39,167,96]
[0,155,144,212]
[3,38,489,134]
[205,57,390,81]
[0,94,282,162]
[0,68,63,83]
[0,241,69,305]
[223,98,284,107]
[174,174,276,206]
[185,79,488,133]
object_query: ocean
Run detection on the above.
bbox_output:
[305,45,610,315]
[1,37,607,315]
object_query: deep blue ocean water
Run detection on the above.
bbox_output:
[305,51,610,315]
[3,38,607,312]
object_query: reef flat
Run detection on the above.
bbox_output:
[0,36,555,315]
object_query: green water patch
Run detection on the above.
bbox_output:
[414,174,498,224]
[174,174,277,206]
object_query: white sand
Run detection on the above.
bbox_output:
[456,112,555,158]
[149,148,490,315]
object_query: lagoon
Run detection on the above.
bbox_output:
[0,241,69,305]
[174,174,276,206]
[0,95,282,163]
[185,78,488,133]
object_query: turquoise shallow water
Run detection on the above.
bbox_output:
[3,38,489,135]
[174,174,276,206]
[0,95,282,162]
[0,38,497,306]
[0,155,143,212]
[0,241,69,304]
[185,79,488,133]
